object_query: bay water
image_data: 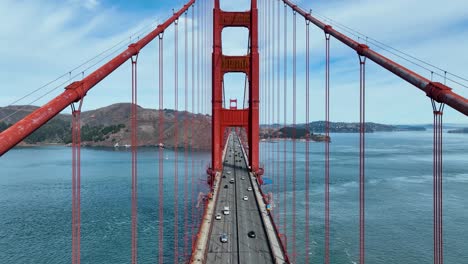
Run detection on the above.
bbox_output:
[0,131,467,263]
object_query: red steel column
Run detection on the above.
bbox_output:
[211,0,259,174]
[212,0,223,171]
[249,0,260,173]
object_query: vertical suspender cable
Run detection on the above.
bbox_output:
[305,16,311,264]
[201,0,204,115]
[270,0,274,178]
[173,18,179,264]
[262,0,266,160]
[71,95,83,264]
[206,1,210,115]
[264,0,268,160]
[292,9,297,262]
[131,54,139,264]
[265,1,273,193]
[358,54,367,264]
[205,0,207,115]
[190,4,196,246]
[265,0,268,191]
[72,111,76,264]
[158,33,164,264]
[433,107,437,263]
[283,2,288,243]
[183,11,189,261]
[276,0,281,227]
[276,0,281,225]
[77,108,81,264]
[324,31,331,264]
[266,0,269,161]
[197,1,201,114]
[432,100,444,264]
[259,0,262,159]
[72,109,77,264]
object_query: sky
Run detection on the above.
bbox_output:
[0,0,467,125]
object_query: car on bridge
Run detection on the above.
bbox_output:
[248,231,256,238]
[220,234,228,243]
[243,196,248,201]
[215,214,222,220]
[223,206,230,215]
[247,187,252,191]
[229,178,235,184]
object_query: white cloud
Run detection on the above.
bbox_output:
[256,0,468,124]
[0,0,466,124]
[84,0,100,10]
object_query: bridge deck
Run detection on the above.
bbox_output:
[205,133,273,263]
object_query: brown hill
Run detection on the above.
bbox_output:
[0,103,212,150]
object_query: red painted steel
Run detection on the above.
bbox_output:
[211,0,260,175]
[291,10,297,262]
[229,99,238,109]
[276,0,281,234]
[183,10,190,261]
[190,4,196,254]
[305,17,311,264]
[0,0,196,157]
[282,0,467,116]
[282,1,288,243]
[158,34,165,264]
[432,103,444,264]
[173,19,179,264]
[359,55,367,264]
[130,55,138,264]
[324,32,331,264]
[71,106,82,264]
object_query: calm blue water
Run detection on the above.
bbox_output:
[260,130,468,263]
[0,131,466,263]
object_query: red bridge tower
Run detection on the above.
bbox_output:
[210,0,260,180]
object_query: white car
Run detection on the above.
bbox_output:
[220,234,228,243]
[247,187,252,191]
[215,214,222,220]
[229,178,235,184]
[243,196,248,201]
[241,177,245,180]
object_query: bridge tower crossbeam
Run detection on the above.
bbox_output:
[210,0,261,182]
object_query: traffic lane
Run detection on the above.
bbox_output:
[207,142,237,263]
[236,174,273,262]
[234,139,273,263]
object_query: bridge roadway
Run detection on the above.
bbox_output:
[206,133,274,263]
